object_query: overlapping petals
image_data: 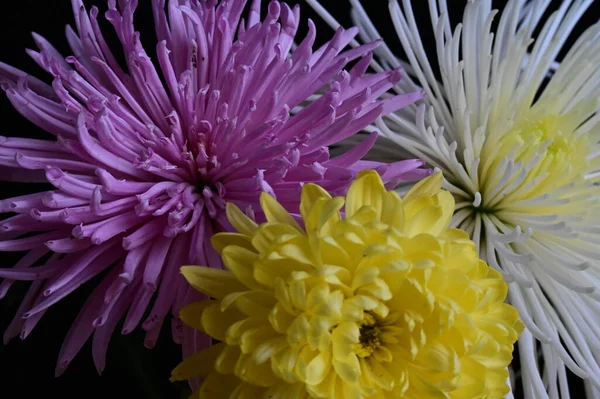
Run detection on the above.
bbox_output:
[172,170,523,398]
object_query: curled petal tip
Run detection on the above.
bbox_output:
[55,360,70,378]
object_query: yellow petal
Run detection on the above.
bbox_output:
[265,382,308,399]
[362,357,395,390]
[332,355,361,384]
[342,382,365,399]
[254,257,312,288]
[309,367,337,398]
[211,232,256,255]
[251,223,303,254]
[221,245,262,289]
[260,192,303,232]
[331,322,359,361]
[381,190,404,228]
[202,303,245,341]
[215,344,242,375]
[197,372,240,399]
[408,372,452,399]
[345,170,385,219]
[272,347,301,383]
[221,290,275,318]
[305,351,332,385]
[268,302,296,333]
[235,353,278,387]
[287,315,310,346]
[179,300,213,331]
[300,183,332,221]
[435,190,455,232]
[226,318,266,345]
[404,171,443,203]
[171,342,225,381]
[348,205,379,225]
[181,266,247,299]
[417,341,459,374]
[240,325,279,355]
[305,196,344,237]
[226,202,258,236]
[404,190,455,237]
[253,336,288,364]
[404,204,444,237]
[277,238,315,265]
[231,381,268,398]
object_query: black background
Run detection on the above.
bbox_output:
[0,0,597,398]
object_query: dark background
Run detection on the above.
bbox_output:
[0,0,597,398]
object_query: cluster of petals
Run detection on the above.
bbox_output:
[0,0,428,375]
[172,170,523,398]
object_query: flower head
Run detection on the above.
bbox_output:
[306,0,600,395]
[0,0,428,375]
[172,170,523,398]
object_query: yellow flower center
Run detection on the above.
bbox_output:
[355,313,382,358]
[479,111,591,213]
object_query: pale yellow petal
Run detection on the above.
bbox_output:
[215,344,242,374]
[404,204,444,237]
[265,382,308,399]
[251,223,303,254]
[197,373,240,399]
[226,202,258,236]
[300,183,332,221]
[305,196,344,237]
[345,170,386,219]
[417,341,459,374]
[268,302,296,333]
[254,257,312,288]
[211,232,256,255]
[231,381,268,398]
[260,192,303,232]
[381,190,404,228]
[331,322,359,361]
[253,336,288,364]
[179,300,213,331]
[436,191,455,231]
[221,290,276,318]
[234,353,278,387]
[171,342,225,381]
[305,351,332,385]
[240,325,279,355]
[362,357,395,391]
[403,171,443,203]
[202,303,245,342]
[287,315,310,346]
[226,318,266,346]
[332,355,361,384]
[342,382,364,399]
[221,245,262,289]
[180,266,248,299]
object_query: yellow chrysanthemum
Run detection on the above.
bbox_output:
[171,171,523,398]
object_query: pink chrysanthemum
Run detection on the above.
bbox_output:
[0,0,428,377]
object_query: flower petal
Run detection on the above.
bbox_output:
[180,266,248,299]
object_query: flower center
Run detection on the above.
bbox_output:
[355,313,382,358]
[478,113,590,213]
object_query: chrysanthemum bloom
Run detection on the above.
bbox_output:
[306,0,600,396]
[0,0,429,375]
[171,170,523,398]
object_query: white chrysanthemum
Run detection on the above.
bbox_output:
[307,0,600,398]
